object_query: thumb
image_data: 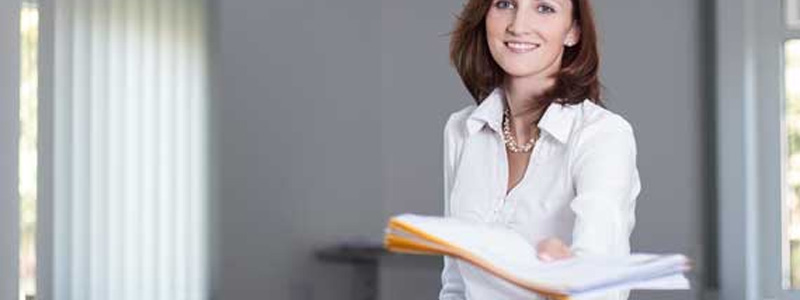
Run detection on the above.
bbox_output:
[536,237,573,262]
[538,251,554,262]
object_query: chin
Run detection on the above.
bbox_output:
[496,63,542,78]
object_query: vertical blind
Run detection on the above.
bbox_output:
[51,0,208,299]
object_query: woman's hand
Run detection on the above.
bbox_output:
[536,237,573,262]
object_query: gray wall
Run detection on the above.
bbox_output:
[377,1,466,298]
[594,1,707,299]
[0,0,20,299]
[213,0,384,299]
[212,0,708,299]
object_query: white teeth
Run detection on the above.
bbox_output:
[506,42,538,51]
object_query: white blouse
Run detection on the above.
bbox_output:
[439,88,641,300]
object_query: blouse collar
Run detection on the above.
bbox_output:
[466,87,583,144]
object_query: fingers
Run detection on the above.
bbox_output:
[536,237,573,262]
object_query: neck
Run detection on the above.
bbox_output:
[503,75,553,126]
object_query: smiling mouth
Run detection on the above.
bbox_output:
[505,42,539,53]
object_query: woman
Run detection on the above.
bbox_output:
[441,0,640,299]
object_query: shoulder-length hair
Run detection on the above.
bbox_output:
[449,0,602,106]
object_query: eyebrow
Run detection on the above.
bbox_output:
[536,0,567,10]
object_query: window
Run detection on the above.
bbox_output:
[719,0,800,297]
[18,3,38,300]
[786,39,800,288]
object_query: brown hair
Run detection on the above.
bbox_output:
[449,0,602,106]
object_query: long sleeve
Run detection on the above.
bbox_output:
[440,113,467,300]
[569,117,640,300]
[434,98,641,299]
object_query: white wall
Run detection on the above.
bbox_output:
[212,0,709,299]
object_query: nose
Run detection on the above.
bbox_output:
[506,8,531,36]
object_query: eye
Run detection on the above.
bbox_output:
[536,4,556,14]
[494,0,515,10]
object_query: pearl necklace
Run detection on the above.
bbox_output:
[502,108,537,153]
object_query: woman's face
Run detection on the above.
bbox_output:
[485,0,579,80]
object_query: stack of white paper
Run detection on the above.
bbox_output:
[384,214,691,299]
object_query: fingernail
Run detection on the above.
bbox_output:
[539,253,553,262]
